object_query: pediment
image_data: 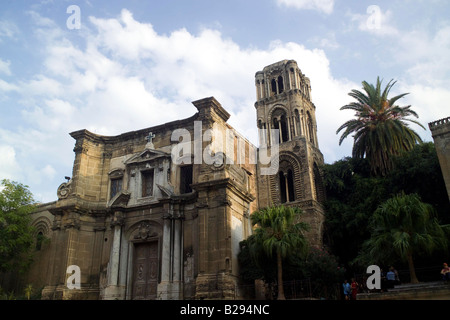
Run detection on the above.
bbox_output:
[125,148,171,165]
[109,190,131,209]
[156,184,174,198]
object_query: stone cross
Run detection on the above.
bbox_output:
[145,132,155,144]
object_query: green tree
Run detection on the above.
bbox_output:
[360,193,449,283]
[388,142,450,218]
[247,205,309,300]
[323,143,450,274]
[0,179,36,273]
[337,77,424,176]
[322,157,386,266]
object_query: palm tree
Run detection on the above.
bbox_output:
[248,205,309,299]
[337,77,424,176]
[362,193,448,283]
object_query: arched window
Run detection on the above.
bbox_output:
[278,76,284,94]
[36,232,44,251]
[278,161,296,203]
[272,108,289,143]
[287,169,295,202]
[271,79,277,96]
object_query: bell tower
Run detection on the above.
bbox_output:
[255,59,325,246]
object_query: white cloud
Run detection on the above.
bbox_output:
[0,145,20,180]
[276,0,334,14]
[395,26,450,88]
[0,59,11,75]
[0,79,18,92]
[398,83,450,140]
[20,75,63,97]
[309,32,339,50]
[0,20,19,41]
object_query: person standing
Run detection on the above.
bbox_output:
[342,279,351,300]
[441,263,450,281]
[350,278,358,300]
[386,266,397,289]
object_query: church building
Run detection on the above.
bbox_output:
[8,60,326,300]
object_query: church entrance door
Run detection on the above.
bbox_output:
[132,241,158,300]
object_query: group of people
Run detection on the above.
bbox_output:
[342,262,450,299]
[342,278,359,300]
[342,266,401,299]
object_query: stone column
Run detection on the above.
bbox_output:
[161,217,171,283]
[103,211,125,300]
[255,81,260,100]
[173,218,182,297]
[276,118,283,143]
[287,116,292,141]
[288,70,292,90]
[157,215,171,300]
[109,224,121,286]
[158,206,184,300]
[284,173,290,203]
[294,69,299,89]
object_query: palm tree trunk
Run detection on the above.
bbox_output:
[407,252,419,284]
[277,250,286,300]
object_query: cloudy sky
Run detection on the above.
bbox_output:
[1,0,449,203]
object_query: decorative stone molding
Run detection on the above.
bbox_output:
[57,180,72,200]
[133,221,158,240]
[73,145,88,154]
[110,211,125,227]
[429,117,450,129]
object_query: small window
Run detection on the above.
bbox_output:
[36,232,44,251]
[110,178,123,199]
[271,79,277,95]
[287,169,295,202]
[180,165,193,194]
[142,170,154,197]
[278,76,284,94]
[278,165,296,203]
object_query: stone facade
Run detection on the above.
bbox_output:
[3,60,326,300]
[429,117,450,201]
